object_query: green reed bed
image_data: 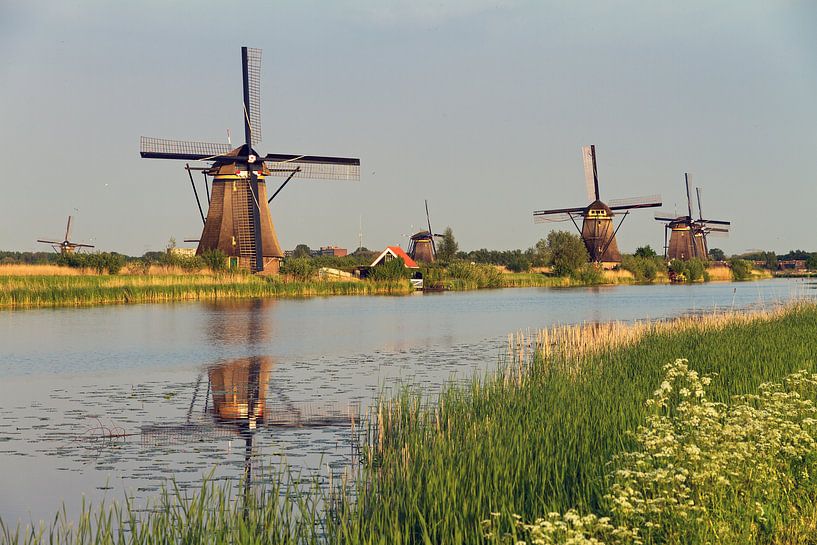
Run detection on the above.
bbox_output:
[0,275,411,309]
[4,303,817,544]
[333,303,817,544]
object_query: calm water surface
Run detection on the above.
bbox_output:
[0,279,813,524]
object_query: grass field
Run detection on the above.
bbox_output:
[5,301,817,544]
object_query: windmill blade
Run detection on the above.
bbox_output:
[534,213,573,224]
[264,154,360,181]
[608,195,662,210]
[242,47,262,147]
[71,243,95,248]
[37,239,61,244]
[141,137,232,161]
[706,229,729,238]
[684,173,694,218]
[699,219,731,226]
[696,187,704,220]
[65,216,73,242]
[653,211,680,221]
[582,145,600,202]
[533,205,587,217]
[424,200,436,258]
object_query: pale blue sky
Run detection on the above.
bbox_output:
[1,1,815,256]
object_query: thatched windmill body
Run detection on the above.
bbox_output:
[140,47,360,273]
[654,174,730,261]
[407,200,443,263]
[533,146,662,266]
[37,216,94,255]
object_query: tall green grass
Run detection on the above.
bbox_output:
[4,303,817,544]
[0,274,412,309]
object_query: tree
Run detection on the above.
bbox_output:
[436,227,458,262]
[708,248,725,261]
[280,257,317,281]
[808,254,817,271]
[292,244,312,258]
[546,231,589,276]
[729,258,752,281]
[532,238,550,267]
[634,245,657,258]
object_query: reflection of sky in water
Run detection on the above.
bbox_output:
[0,279,813,524]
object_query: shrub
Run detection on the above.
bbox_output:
[200,249,228,273]
[446,261,502,288]
[369,257,411,281]
[729,258,752,281]
[280,257,318,281]
[621,255,665,282]
[669,258,708,283]
[506,254,531,273]
[571,264,603,285]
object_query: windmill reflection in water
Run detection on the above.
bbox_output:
[142,356,358,500]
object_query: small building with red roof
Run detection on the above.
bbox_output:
[370,246,420,269]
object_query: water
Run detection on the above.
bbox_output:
[0,279,812,525]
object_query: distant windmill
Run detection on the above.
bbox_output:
[37,216,95,255]
[407,200,444,263]
[140,47,361,273]
[654,174,730,261]
[533,146,662,265]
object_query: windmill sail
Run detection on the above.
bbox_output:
[582,145,599,202]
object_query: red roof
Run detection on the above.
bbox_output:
[371,246,419,269]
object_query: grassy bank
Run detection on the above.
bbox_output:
[0,274,411,309]
[5,302,817,544]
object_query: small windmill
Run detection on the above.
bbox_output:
[37,216,95,255]
[654,174,730,261]
[140,47,360,273]
[407,200,444,263]
[533,146,662,265]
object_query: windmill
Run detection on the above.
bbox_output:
[407,200,444,263]
[140,47,361,273]
[654,174,730,261]
[533,146,662,266]
[37,216,95,255]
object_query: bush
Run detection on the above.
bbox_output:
[280,257,318,281]
[201,249,228,273]
[57,251,125,274]
[621,255,665,282]
[669,258,708,283]
[729,258,752,281]
[446,261,502,288]
[506,254,531,273]
[571,264,603,285]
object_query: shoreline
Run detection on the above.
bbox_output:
[0,270,788,310]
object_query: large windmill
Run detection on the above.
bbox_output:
[407,200,444,263]
[533,146,662,266]
[654,174,730,261]
[37,216,95,255]
[140,47,360,273]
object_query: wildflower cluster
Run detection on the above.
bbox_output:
[492,359,817,544]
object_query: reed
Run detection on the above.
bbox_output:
[0,274,412,309]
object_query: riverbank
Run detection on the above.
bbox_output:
[0,263,778,309]
[0,274,412,309]
[5,301,817,544]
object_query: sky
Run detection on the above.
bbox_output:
[1,0,816,256]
